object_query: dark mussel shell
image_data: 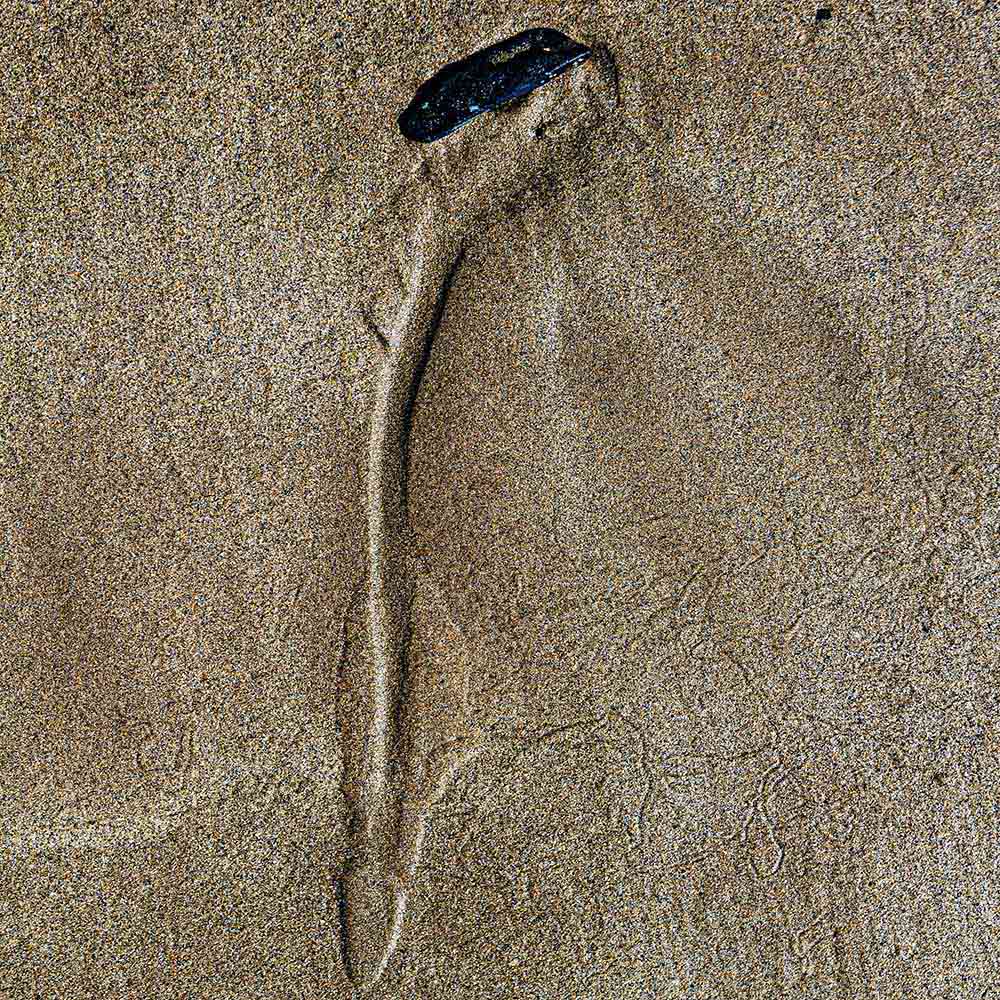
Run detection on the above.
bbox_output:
[398,28,592,143]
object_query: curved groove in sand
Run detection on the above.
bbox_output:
[338,44,627,989]
[338,190,467,987]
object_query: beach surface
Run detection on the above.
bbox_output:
[2,1,999,996]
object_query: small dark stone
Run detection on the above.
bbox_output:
[398,28,592,144]
[816,7,833,19]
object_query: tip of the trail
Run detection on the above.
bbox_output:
[340,861,408,991]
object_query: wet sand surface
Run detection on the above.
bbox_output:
[2,1,999,996]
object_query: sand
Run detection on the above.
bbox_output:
[2,0,999,996]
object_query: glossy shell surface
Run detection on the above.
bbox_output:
[398,28,592,143]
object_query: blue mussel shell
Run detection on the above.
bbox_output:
[398,28,592,143]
